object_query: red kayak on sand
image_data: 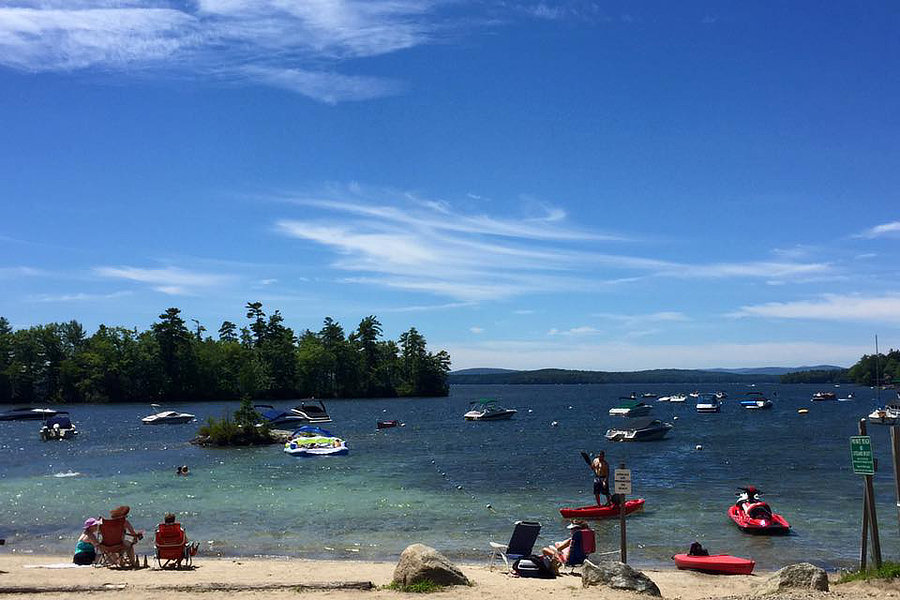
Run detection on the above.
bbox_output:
[728,486,790,535]
[673,554,755,575]
[560,498,645,519]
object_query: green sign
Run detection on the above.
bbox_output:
[850,436,875,475]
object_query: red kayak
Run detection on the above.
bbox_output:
[559,498,645,519]
[673,554,755,575]
[728,487,790,535]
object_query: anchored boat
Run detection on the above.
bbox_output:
[464,399,517,421]
[284,426,348,456]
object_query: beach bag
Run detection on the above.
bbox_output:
[688,542,709,556]
[512,554,557,579]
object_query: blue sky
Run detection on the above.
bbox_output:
[1,1,898,370]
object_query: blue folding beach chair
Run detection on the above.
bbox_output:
[489,521,541,571]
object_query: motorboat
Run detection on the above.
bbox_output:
[608,401,652,417]
[289,399,332,423]
[641,393,658,399]
[695,394,720,413]
[728,486,790,535]
[39,412,78,440]
[0,407,59,421]
[141,405,196,425]
[254,405,311,428]
[283,426,348,456]
[376,420,403,429]
[668,394,687,403]
[689,391,700,399]
[811,391,836,401]
[739,392,772,410]
[464,399,517,421]
[605,417,673,442]
[714,391,728,400]
[869,395,900,425]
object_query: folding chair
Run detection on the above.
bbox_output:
[96,517,135,568]
[562,526,595,573]
[155,522,194,569]
[489,521,541,571]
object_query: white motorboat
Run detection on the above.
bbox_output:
[0,407,59,421]
[740,392,772,410]
[811,391,836,401]
[609,401,653,417]
[464,399,517,421]
[289,399,332,423]
[668,394,687,403]
[141,405,196,425]
[695,394,720,413]
[605,417,673,442]
[869,394,900,425]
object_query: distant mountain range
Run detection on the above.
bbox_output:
[448,365,847,385]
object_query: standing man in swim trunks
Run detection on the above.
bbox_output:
[591,451,611,506]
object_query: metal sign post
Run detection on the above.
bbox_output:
[614,465,632,564]
[853,422,882,569]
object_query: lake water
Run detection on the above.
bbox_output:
[1,383,898,570]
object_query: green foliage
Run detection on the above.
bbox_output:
[196,399,273,446]
[838,561,900,583]
[0,307,450,404]
[779,369,850,384]
[382,580,445,593]
[847,350,900,386]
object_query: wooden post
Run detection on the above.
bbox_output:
[619,462,627,564]
[860,493,868,571]
[859,419,883,568]
[891,425,900,537]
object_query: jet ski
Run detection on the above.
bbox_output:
[727,486,790,535]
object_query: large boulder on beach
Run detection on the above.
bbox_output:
[393,544,469,587]
[753,563,829,596]
[582,560,661,596]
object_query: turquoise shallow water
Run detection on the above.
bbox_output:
[1,383,898,569]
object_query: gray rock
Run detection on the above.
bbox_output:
[753,563,829,596]
[582,560,661,596]
[392,544,469,587]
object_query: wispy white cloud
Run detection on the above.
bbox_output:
[32,290,132,303]
[854,220,900,239]
[548,326,601,336]
[0,1,442,101]
[0,266,44,278]
[731,293,900,324]
[593,311,689,324]
[94,265,232,295]
[469,326,484,334]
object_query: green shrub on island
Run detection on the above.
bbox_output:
[196,399,273,447]
[838,561,900,583]
[0,304,450,404]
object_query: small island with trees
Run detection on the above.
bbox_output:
[0,302,451,404]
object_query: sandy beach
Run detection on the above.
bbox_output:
[0,554,896,600]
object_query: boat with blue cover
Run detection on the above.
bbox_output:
[739,392,772,410]
[255,404,311,428]
[39,412,78,440]
[283,426,348,456]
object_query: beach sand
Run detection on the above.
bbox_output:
[0,554,897,600]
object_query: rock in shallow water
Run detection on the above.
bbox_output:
[753,562,829,596]
[582,560,661,596]
[392,543,469,587]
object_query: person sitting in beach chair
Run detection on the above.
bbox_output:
[542,521,595,573]
[155,513,199,569]
[97,506,143,568]
[73,518,101,565]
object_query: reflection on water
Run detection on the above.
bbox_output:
[0,383,898,569]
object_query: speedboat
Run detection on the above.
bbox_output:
[141,405,196,425]
[869,396,900,425]
[283,426,348,456]
[608,401,652,417]
[641,393,658,399]
[376,420,403,429]
[39,413,78,440]
[605,417,673,442]
[254,405,311,428]
[812,391,836,401]
[668,394,687,403]
[695,394,720,413]
[289,399,332,423]
[464,399,516,421]
[0,407,59,421]
[739,392,772,410]
[714,391,728,400]
[728,486,790,535]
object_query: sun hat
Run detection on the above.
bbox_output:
[567,520,587,530]
[110,505,130,518]
[83,518,99,530]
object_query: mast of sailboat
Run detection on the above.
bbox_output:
[875,334,880,405]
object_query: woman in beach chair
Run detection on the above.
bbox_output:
[97,506,143,568]
[542,521,594,572]
[73,518,101,565]
[155,513,198,569]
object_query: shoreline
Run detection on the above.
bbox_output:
[0,554,892,600]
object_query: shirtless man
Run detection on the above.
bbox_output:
[591,451,611,506]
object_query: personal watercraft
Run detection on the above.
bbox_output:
[727,486,790,535]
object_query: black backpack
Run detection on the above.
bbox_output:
[512,554,557,579]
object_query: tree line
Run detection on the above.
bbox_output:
[0,304,451,404]
[779,349,900,385]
